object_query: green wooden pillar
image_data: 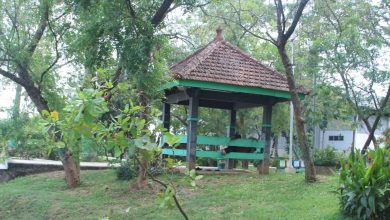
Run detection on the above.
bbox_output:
[186,88,199,170]
[162,103,171,131]
[225,109,236,169]
[259,104,272,174]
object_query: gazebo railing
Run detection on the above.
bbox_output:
[161,135,264,160]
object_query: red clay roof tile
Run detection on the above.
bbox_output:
[170,33,306,94]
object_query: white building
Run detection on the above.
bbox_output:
[314,116,390,151]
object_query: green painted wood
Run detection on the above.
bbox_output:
[168,135,264,149]
[160,80,305,99]
[162,149,264,160]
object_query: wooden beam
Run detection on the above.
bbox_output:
[162,149,264,160]
[173,100,234,109]
[162,103,171,131]
[259,104,273,174]
[162,134,264,148]
[226,109,237,169]
[165,91,189,104]
[199,90,272,105]
[160,79,307,100]
[186,88,199,170]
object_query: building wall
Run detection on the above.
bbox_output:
[357,116,390,135]
[315,116,390,150]
[319,130,354,151]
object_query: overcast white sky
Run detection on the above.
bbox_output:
[0,80,16,119]
[0,1,389,119]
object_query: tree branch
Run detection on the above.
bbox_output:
[0,68,28,87]
[200,5,275,45]
[133,155,188,220]
[39,18,61,87]
[125,0,137,19]
[284,0,310,40]
[151,0,174,27]
[25,1,49,60]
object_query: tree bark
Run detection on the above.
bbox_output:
[136,155,148,189]
[136,90,148,189]
[61,149,80,188]
[277,46,316,182]
[271,0,316,182]
[361,84,390,153]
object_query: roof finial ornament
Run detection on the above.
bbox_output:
[216,27,223,40]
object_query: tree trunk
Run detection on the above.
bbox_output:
[277,46,316,182]
[61,149,80,188]
[361,85,390,153]
[136,90,149,189]
[136,156,148,189]
[24,85,50,115]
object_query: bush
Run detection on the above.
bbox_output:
[116,160,138,180]
[339,148,390,219]
[0,116,55,159]
[0,144,7,163]
[313,146,337,166]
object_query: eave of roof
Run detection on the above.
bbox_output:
[161,79,305,100]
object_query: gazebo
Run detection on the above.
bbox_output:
[160,28,306,171]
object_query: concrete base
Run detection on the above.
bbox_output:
[269,167,277,173]
[1,158,113,183]
[0,160,8,170]
[285,167,296,173]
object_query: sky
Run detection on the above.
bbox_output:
[0,80,16,119]
[0,1,389,119]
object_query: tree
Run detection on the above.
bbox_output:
[0,0,80,187]
[70,0,203,189]
[199,0,316,181]
[304,84,353,148]
[307,0,390,152]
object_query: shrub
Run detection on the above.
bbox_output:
[0,116,54,159]
[339,148,390,219]
[116,160,138,180]
[313,146,337,166]
[271,158,284,168]
[0,144,7,163]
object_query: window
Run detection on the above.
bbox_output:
[329,135,344,141]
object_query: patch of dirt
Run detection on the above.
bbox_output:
[31,171,65,178]
[65,187,91,196]
[315,175,332,183]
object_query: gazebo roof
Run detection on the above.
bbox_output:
[169,28,306,95]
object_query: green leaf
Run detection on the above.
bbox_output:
[195,175,203,180]
[368,194,375,213]
[57,141,65,148]
[189,169,196,179]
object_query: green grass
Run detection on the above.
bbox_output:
[0,170,348,220]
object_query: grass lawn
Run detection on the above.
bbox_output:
[0,170,348,220]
